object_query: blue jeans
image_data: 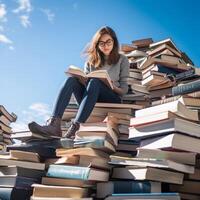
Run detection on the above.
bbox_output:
[52,77,121,123]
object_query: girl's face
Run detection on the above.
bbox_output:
[98,34,114,56]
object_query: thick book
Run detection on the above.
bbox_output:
[148,43,182,58]
[8,150,41,163]
[149,38,181,53]
[0,187,32,200]
[0,105,17,122]
[0,175,39,188]
[104,193,180,200]
[0,166,45,179]
[152,95,200,107]
[142,64,180,79]
[74,138,115,154]
[32,184,89,198]
[76,122,118,146]
[65,65,114,89]
[172,78,200,96]
[130,111,197,127]
[0,115,11,126]
[96,181,161,199]
[132,38,153,47]
[95,102,142,110]
[10,130,52,142]
[136,148,197,165]
[135,100,199,121]
[139,56,190,71]
[47,164,109,181]
[121,44,137,52]
[0,157,45,170]
[56,147,109,159]
[140,133,200,154]
[112,167,183,184]
[42,177,95,188]
[0,121,12,133]
[109,155,194,174]
[141,71,173,88]
[129,117,200,141]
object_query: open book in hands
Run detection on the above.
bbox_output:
[65,65,114,89]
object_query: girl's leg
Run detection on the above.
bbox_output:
[64,78,121,138]
[53,76,85,118]
[75,78,121,123]
[28,77,85,136]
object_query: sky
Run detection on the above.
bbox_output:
[1,0,200,131]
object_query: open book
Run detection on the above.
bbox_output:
[65,65,114,89]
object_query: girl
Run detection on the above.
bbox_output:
[28,26,130,138]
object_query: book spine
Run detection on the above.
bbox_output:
[113,181,152,193]
[172,79,200,96]
[47,165,90,180]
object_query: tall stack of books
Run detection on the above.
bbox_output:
[121,38,200,105]
[0,105,17,151]
[2,131,71,200]
[30,102,142,199]
[127,98,200,199]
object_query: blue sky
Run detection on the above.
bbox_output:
[1,0,200,131]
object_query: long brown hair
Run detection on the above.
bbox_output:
[85,26,120,69]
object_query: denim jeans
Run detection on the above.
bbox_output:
[52,77,121,123]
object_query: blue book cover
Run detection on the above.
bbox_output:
[47,164,90,180]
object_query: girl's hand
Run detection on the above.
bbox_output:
[111,81,123,95]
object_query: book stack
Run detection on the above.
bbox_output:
[0,105,17,151]
[121,38,200,105]
[31,146,111,199]
[62,102,142,133]
[0,150,46,200]
[30,113,120,199]
[126,99,200,199]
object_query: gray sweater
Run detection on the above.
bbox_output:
[84,54,130,95]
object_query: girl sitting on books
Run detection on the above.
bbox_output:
[28,26,130,138]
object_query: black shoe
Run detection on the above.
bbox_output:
[63,122,80,138]
[28,117,62,137]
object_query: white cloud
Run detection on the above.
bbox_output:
[41,9,55,23]
[11,102,51,132]
[19,15,31,28]
[0,34,12,44]
[11,122,28,132]
[29,103,51,120]
[13,0,32,13]
[0,3,7,22]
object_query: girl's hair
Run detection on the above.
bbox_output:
[85,26,120,68]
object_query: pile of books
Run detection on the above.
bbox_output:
[29,103,141,199]
[125,98,200,199]
[0,105,17,151]
[121,38,200,106]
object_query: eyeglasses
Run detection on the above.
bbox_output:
[98,39,114,48]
